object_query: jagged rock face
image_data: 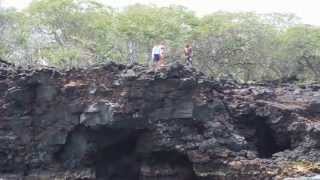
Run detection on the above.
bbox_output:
[1,61,320,180]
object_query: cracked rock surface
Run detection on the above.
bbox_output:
[1,61,320,179]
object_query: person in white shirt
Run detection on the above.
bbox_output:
[151,44,161,70]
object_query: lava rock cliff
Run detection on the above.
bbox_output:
[1,62,320,180]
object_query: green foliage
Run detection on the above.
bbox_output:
[114,4,198,63]
[26,0,116,66]
[0,9,31,64]
[277,25,320,80]
[0,0,319,82]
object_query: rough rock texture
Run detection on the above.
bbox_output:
[1,61,320,180]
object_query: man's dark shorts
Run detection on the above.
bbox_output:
[153,54,160,62]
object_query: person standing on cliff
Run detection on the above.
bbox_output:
[151,44,161,70]
[159,42,166,67]
[184,44,193,66]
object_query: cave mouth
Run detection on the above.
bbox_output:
[95,143,198,180]
[254,119,283,158]
[56,126,198,180]
[238,115,291,158]
[54,125,145,180]
[94,130,143,180]
[142,150,198,180]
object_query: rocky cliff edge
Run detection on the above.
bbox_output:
[1,62,320,180]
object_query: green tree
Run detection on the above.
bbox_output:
[28,0,116,67]
[277,25,320,81]
[0,1,319,83]
[114,4,199,64]
[0,9,31,65]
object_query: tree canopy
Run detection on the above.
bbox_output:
[0,0,319,82]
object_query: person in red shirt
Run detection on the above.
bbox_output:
[184,44,193,66]
[159,42,166,67]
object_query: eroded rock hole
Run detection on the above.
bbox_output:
[141,151,197,180]
[95,132,142,180]
[56,126,198,179]
[238,115,291,158]
[55,125,144,180]
[254,119,282,158]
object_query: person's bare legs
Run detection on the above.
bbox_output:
[159,55,165,67]
[152,61,156,71]
[154,59,160,71]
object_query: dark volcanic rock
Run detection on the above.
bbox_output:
[0,62,320,180]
